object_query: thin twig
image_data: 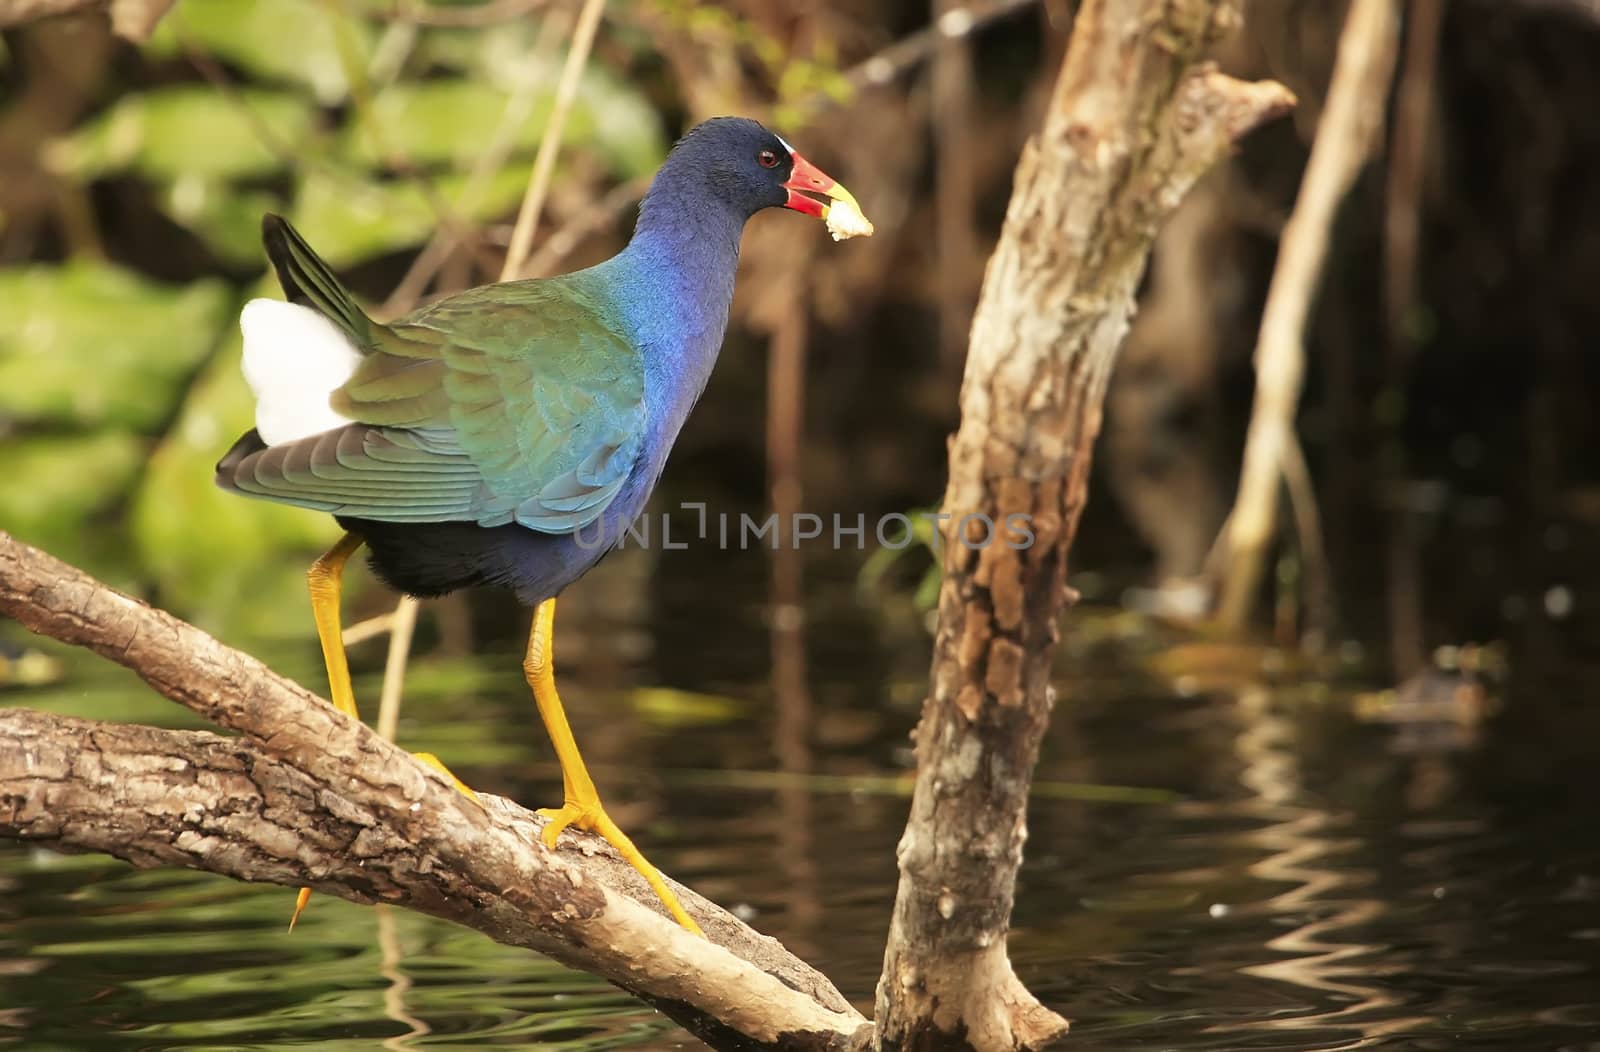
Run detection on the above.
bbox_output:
[179,34,328,176]
[391,0,556,27]
[342,610,400,647]
[1215,0,1400,631]
[518,172,649,277]
[320,0,478,246]
[381,6,575,315]
[374,592,419,742]
[1383,0,1443,357]
[1381,0,1443,679]
[837,0,1036,97]
[504,0,606,279]
[1279,430,1330,652]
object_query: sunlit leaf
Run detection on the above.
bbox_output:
[45,86,316,182]
[0,641,65,689]
[341,79,529,169]
[0,263,231,430]
[148,0,365,105]
[400,31,666,176]
[627,686,747,727]
[291,165,528,266]
[337,67,665,178]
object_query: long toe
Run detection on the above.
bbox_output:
[536,802,703,936]
[536,803,584,849]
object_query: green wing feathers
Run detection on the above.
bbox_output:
[223,229,647,534]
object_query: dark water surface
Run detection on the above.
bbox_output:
[4,559,1599,1051]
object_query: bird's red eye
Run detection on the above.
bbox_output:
[757,149,780,169]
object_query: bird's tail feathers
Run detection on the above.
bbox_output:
[261,213,374,348]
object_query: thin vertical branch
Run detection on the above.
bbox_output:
[933,0,981,365]
[1216,0,1401,631]
[768,276,821,957]
[1382,0,1443,359]
[375,593,420,742]
[382,6,575,315]
[505,0,607,279]
[321,0,476,243]
[1380,0,1443,679]
[1280,432,1331,652]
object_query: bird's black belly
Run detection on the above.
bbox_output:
[337,516,599,605]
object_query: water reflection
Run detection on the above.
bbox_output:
[4,595,1600,1048]
[1217,690,1431,1046]
[376,906,430,1051]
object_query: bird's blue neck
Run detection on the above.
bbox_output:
[596,187,747,452]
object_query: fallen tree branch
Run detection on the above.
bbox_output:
[874,2,1295,1050]
[0,531,866,1051]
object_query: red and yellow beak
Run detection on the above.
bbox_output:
[782,151,866,225]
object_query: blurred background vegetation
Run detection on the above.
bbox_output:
[8,2,1600,1046]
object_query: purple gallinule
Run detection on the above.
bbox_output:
[217,117,871,933]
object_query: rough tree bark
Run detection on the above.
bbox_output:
[0,533,868,1052]
[873,2,1293,1050]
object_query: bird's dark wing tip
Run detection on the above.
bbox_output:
[215,428,267,491]
[260,214,307,305]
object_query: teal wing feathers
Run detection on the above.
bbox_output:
[228,275,647,534]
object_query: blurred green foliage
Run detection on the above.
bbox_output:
[0,262,229,429]
[2,0,681,637]
[46,86,319,182]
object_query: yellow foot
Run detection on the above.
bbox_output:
[538,800,704,936]
[289,750,477,933]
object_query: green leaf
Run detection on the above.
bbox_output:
[627,687,747,728]
[45,85,316,183]
[291,165,528,266]
[0,263,231,431]
[147,0,366,105]
[128,291,343,637]
[336,68,664,178]
[340,79,524,169]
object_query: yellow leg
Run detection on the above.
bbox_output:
[308,531,366,720]
[524,599,703,936]
[291,532,474,932]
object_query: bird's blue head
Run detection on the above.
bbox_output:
[643,116,867,232]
